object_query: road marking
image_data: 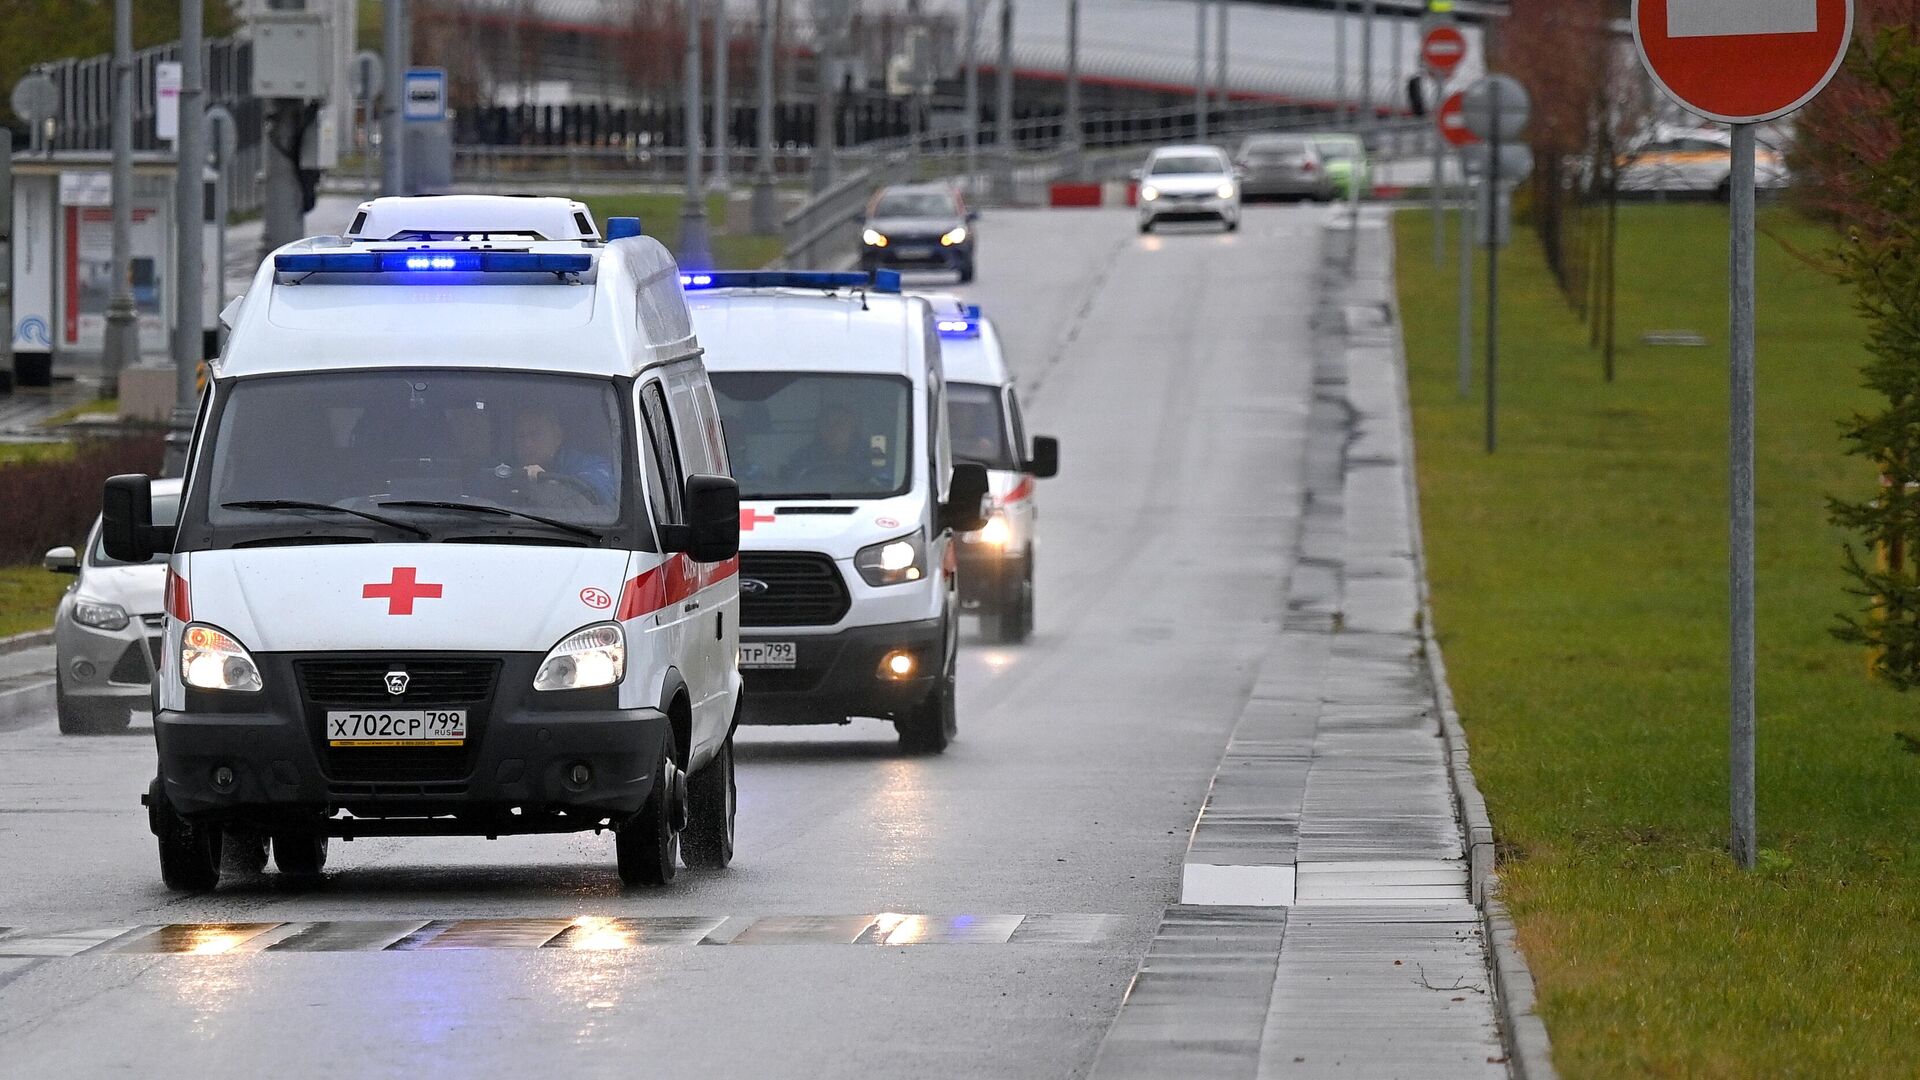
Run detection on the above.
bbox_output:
[0,914,1132,957]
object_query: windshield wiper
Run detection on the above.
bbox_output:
[222,499,430,538]
[375,499,602,540]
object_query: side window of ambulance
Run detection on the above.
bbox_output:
[693,381,731,475]
[640,382,685,527]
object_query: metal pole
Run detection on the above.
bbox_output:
[1065,0,1081,160]
[169,0,205,475]
[995,0,1015,201]
[1194,1,1207,141]
[103,0,138,395]
[1729,121,1757,871]
[1485,81,1500,454]
[382,0,407,196]
[1432,79,1446,265]
[809,0,836,194]
[751,0,778,233]
[964,0,980,194]
[1,130,12,388]
[1391,12,1404,137]
[713,0,731,191]
[1360,0,1375,142]
[1457,161,1472,400]
[211,114,229,354]
[1334,1,1347,127]
[681,0,713,268]
[1214,0,1228,115]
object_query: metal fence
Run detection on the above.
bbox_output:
[25,36,265,215]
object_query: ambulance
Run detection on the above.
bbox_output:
[920,296,1059,643]
[102,195,742,891]
[684,271,990,753]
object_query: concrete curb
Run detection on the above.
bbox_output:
[0,628,55,655]
[1371,210,1560,1080]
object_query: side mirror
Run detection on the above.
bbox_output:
[1128,168,1143,181]
[44,546,79,574]
[681,473,741,564]
[966,209,980,223]
[1026,436,1060,479]
[102,474,171,563]
[942,462,991,533]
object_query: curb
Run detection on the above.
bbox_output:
[1370,210,1560,1080]
[0,628,55,656]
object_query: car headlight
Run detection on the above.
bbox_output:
[1216,182,1236,199]
[855,531,928,587]
[181,624,263,692]
[976,512,1011,547]
[535,623,626,691]
[1140,185,1160,201]
[71,598,130,631]
[940,225,969,246]
[862,228,889,248]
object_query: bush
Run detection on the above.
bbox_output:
[0,436,165,565]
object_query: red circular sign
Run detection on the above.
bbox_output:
[580,587,612,610]
[1633,0,1853,124]
[1436,91,1480,149]
[1421,27,1468,78]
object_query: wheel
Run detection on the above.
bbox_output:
[1225,215,1241,233]
[681,733,736,869]
[957,261,976,284]
[896,662,956,754]
[153,780,222,892]
[271,832,329,878]
[616,728,684,886]
[56,684,131,735]
[1006,559,1036,644]
[1138,219,1154,234]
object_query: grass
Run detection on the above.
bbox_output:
[40,397,118,427]
[0,565,66,639]
[0,442,73,466]
[578,193,785,271]
[1395,203,1920,1078]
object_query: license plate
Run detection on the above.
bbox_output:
[895,245,934,259]
[739,641,797,669]
[326,710,467,747]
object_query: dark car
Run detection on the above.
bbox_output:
[859,184,978,282]
[1235,134,1333,202]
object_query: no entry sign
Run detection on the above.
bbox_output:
[1436,91,1479,148]
[1421,26,1468,80]
[1633,0,1854,123]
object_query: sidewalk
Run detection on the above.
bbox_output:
[1085,209,1551,1079]
[0,632,56,733]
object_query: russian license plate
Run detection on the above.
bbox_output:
[326,710,467,747]
[739,641,798,669]
[895,245,934,259]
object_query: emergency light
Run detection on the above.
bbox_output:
[677,270,904,294]
[274,251,595,275]
[937,304,983,338]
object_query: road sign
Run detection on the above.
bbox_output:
[402,68,447,123]
[1421,26,1468,79]
[205,105,238,166]
[1436,91,1479,148]
[1461,75,1530,142]
[1633,0,1853,124]
[155,62,181,142]
[1461,144,1533,183]
[10,73,58,126]
[353,50,384,103]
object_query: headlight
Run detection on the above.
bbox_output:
[1140,185,1160,201]
[1216,182,1236,199]
[977,513,1011,547]
[862,228,889,248]
[855,531,928,587]
[940,225,969,246]
[71,598,130,631]
[181,624,263,692]
[535,622,626,691]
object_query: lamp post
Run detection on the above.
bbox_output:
[680,0,713,268]
[103,0,138,396]
[751,0,778,233]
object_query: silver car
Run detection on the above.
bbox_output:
[43,479,181,734]
[1235,134,1334,202]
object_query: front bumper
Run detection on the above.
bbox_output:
[55,615,162,703]
[738,617,946,725]
[1141,196,1235,222]
[152,652,668,834]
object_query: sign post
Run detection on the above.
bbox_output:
[1461,74,1530,454]
[1632,0,1853,870]
[1437,89,1479,398]
[1421,15,1467,265]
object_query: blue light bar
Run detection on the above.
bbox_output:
[937,304,985,338]
[678,269,903,294]
[274,251,594,275]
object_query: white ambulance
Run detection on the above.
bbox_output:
[920,296,1059,643]
[103,195,742,891]
[684,271,990,753]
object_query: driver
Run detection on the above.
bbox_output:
[784,403,887,488]
[511,406,617,504]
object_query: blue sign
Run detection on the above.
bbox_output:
[403,68,447,123]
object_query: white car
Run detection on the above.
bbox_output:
[104,195,743,891]
[1616,126,1790,197]
[1137,144,1242,234]
[920,296,1058,643]
[687,270,990,753]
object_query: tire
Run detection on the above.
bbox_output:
[616,728,684,887]
[1225,215,1241,233]
[896,662,957,754]
[681,734,736,870]
[56,684,131,735]
[155,803,222,892]
[957,261,976,284]
[1138,219,1154,234]
[271,832,329,878]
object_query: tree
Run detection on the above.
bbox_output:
[1823,19,1920,688]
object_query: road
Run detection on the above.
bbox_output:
[0,206,1328,1078]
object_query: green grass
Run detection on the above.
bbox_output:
[40,397,118,427]
[1395,203,1920,1078]
[578,193,784,271]
[0,442,73,466]
[0,565,66,639]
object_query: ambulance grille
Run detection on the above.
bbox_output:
[297,658,499,706]
[737,552,851,627]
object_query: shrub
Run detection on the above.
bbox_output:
[0,436,165,565]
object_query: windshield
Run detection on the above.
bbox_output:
[196,370,628,541]
[872,192,958,218]
[1243,139,1308,161]
[710,372,913,501]
[1151,154,1227,176]
[91,492,181,566]
[948,382,1015,470]
[1313,139,1358,162]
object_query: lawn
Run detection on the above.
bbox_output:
[1395,203,1920,1077]
[0,564,67,639]
[578,193,784,271]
